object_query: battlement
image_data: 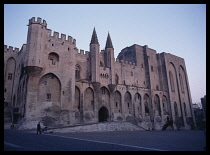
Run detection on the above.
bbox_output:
[115,58,136,66]
[4,45,19,53]
[29,17,47,27]
[76,49,90,56]
[47,29,76,45]
[28,17,76,46]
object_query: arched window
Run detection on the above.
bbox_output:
[169,71,175,92]
[75,64,81,79]
[105,73,109,78]
[48,52,59,65]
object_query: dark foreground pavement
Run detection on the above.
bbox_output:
[4,129,206,151]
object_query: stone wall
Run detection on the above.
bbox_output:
[4,17,196,130]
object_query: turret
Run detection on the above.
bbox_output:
[90,27,99,44]
[90,27,100,82]
[104,32,115,84]
[105,32,113,49]
[25,17,47,76]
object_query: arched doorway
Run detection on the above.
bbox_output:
[98,106,109,122]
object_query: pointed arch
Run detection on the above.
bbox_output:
[144,93,150,115]
[179,65,187,93]
[48,52,59,65]
[162,95,168,115]
[168,62,177,92]
[124,91,132,114]
[179,73,184,93]
[154,94,161,116]
[100,86,110,96]
[169,71,175,92]
[75,86,80,111]
[4,57,16,103]
[38,73,61,105]
[114,90,122,113]
[98,106,109,122]
[134,93,141,115]
[99,86,110,109]
[84,87,94,111]
[75,64,81,79]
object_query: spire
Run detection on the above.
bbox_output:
[90,27,99,44]
[105,32,113,48]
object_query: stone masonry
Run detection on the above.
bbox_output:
[4,17,196,130]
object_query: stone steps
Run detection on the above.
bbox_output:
[52,121,145,133]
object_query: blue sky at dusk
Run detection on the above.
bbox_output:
[4,4,206,104]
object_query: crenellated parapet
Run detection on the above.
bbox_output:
[28,17,47,27]
[28,17,76,47]
[115,58,136,67]
[76,49,90,58]
[4,45,19,55]
[47,29,76,46]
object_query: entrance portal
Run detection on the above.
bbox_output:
[98,106,109,122]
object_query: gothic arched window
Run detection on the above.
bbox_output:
[48,52,59,65]
[75,64,81,79]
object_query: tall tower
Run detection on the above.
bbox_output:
[90,27,100,82]
[25,17,47,76]
[24,17,47,120]
[104,32,115,84]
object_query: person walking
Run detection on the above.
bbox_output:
[37,122,41,134]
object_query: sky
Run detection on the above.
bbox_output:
[4,4,206,104]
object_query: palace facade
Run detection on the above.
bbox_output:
[4,17,196,130]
